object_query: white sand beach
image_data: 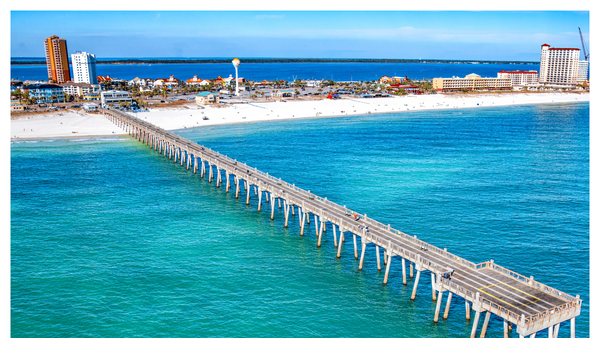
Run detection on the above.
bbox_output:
[11,92,589,140]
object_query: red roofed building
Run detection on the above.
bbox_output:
[389,83,420,94]
[97,75,113,82]
[187,75,203,86]
[155,75,180,87]
[539,44,580,87]
[497,70,539,87]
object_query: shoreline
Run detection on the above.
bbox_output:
[11,92,589,141]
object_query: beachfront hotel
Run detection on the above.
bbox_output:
[43,35,71,84]
[497,71,539,88]
[577,60,589,83]
[71,51,98,85]
[539,44,580,88]
[432,73,512,92]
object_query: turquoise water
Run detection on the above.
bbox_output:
[11,102,589,337]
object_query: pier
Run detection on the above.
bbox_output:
[104,108,582,338]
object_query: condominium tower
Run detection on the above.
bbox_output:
[577,60,589,83]
[72,51,98,84]
[44,35,71,84]
[539,44,580,87]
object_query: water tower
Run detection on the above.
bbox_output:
[232,58,241,96]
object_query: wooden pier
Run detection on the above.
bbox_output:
[104,108,582,338]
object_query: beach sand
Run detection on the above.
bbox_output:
[11,92,589,140]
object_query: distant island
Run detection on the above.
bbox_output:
[11,58,539,65]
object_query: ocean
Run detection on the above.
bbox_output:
[11,62,539,83]
[11,102,589,337]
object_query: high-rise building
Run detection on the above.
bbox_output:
[539,44,580,87]
[577,60,589,83]
[71,51,98,84]
[44,35,71,84]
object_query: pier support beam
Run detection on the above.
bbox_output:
[443,292,453,320]
[226,172,230,192]
[383,250,392,285]
[332,223,337,247]
[284,202,290,227]
[314,215,319,237]
[480,311,491,338]
[270,194,276,220]
[246,184,251,205]
[317,219,324,247]
[410,263,414,278]
[358,240,366,270]
[466,301,471,321]
[432,272,437,301]
[402,258,407,285]
[470,311,481,338]
[258,188,263,211]
[571,317,575,338]
[235,178,240,199]
[503,320,509,338]
[410,269,421,300]
[353,234,358,259]
[336,227,344,258]
[376,246,381,271]
[434,289,444,323]
[300,212,306,236]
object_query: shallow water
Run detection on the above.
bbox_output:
[11,102,589,337]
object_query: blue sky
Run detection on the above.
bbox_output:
[10,11,590,61]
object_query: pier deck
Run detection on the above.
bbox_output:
[103,108,581,338]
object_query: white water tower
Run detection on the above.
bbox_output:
[232,58,241,96]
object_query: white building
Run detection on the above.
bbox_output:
[497,71,539,87]
[60,82,101,97]
[539,44,580,87]
[101,90,132,107]
[577,60,589,83]
[432,73,512,91]
[71,51,98,84]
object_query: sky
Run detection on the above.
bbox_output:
[10,11,591,62]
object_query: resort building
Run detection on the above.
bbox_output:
[44,35,71,84]
[223,74,246,86]
[577,60,589,83]
[195,92,219,105]
[305,80,322,87]
[22,83,65,103]
[11,100,26,111]
[539,44,580,88]
[83,103,99,112]
[497,71,539,88]
[274,89,297,98]
[83,92,101,101]
[379,76,406,84]
[432,73,512,92]
[128,77,154,88]
[154,75,180,87]
[187,75,204,86]
[389,83,420,94]
[71,51,98,84]
[60,82,101,97]
[101,90,133,107]
[97,75,114,83]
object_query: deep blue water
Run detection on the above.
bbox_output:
[11,62,539,82]
[11,102,589,337]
